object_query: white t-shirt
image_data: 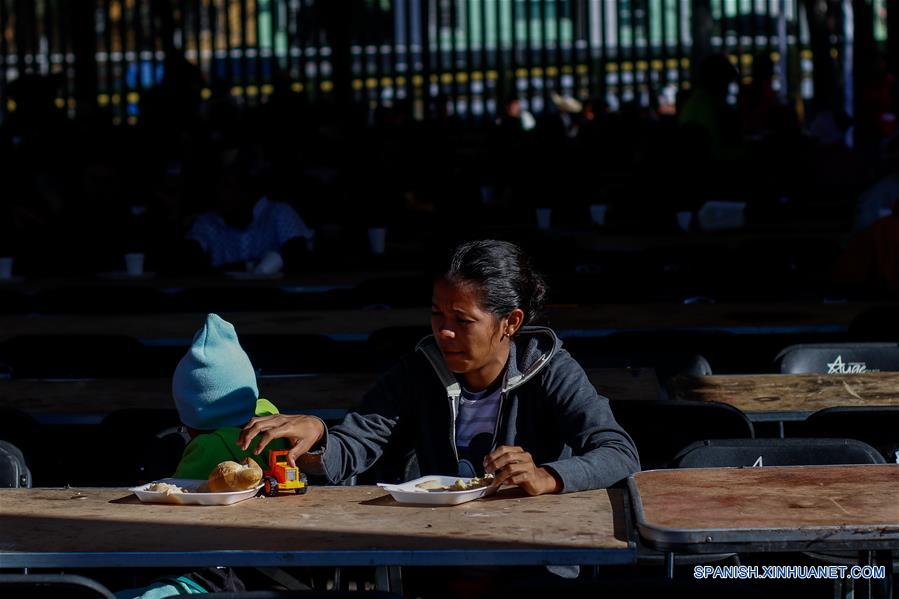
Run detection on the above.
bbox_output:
[187,197,314,267]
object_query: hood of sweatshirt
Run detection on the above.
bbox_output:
[415,326,562,400]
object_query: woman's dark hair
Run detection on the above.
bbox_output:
[441,240,547,326]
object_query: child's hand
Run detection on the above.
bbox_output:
[237,414,326,466]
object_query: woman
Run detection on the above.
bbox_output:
[238,240,639,494]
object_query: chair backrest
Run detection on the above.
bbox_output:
[562,334,715,384]
[0,440,32,487]
[671,438,886,469]
[609,399,754,470]
[97,409,185,485]
[0,574,115,598]
[775,342,899,374]
[791,406,899,463]
[0,407,39,455]
[849,307,899,341]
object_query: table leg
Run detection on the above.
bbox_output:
[873,550,892,599]
[389,566,404,594]
[837,576,854,599]
[375,566,403,593]
[374,567,388,591]
[253,567,309,591]
[859,551,873,599]
[665,552,675,579]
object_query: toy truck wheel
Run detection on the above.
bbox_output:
[295,473,309,495]
[264,477,278,497]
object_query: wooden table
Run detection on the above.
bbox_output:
[0,486,633,568]
[0,368,659,424]
[629,465,899,554]
[0,302,884,343]
[670,372,899,422]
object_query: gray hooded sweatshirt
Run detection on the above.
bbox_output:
[315,326,640,492]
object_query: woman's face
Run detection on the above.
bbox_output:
[431,278,508,377]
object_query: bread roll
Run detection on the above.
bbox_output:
[207,458,263,492]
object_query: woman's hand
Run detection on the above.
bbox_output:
[483,445,562,496]
[237,414,326,467]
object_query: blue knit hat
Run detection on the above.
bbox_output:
[172,314,258,430]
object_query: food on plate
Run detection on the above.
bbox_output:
[147,482,189,496]
[414,474,494,492]
[207,458,263,492]
[448,475,494,490]
[414,479,446,491]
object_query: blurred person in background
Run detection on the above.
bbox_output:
[185,147,315,274]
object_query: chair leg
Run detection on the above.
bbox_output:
[665,552,675,579]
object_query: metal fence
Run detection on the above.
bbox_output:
[0,0,889,124]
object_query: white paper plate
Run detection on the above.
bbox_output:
[129,478,263,506]
[377,475,495,506]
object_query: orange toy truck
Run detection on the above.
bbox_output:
[262,450,308,496]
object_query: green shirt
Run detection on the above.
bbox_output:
[173,398,289,479]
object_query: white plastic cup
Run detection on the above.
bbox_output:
[254,251,284,275]
[0,257,12,280]
[676,211,693,232]
[589,204,608,226]
[124,253,145,277]
[536,208,552,230]
[368,227,387,255]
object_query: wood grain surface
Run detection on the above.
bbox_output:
[0,486,629,554]
[671,372,899,416]
[632,465,899,535]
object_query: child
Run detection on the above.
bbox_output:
[172,313,288,479]
[116,314,289,598]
